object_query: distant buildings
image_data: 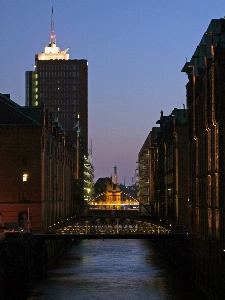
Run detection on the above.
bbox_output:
[0,94,76,230]
[138,127,159,213]
[138,108,189,225]
[91,177,121,210]
[90,177,138,211]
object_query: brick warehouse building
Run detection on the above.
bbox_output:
[154,108,189,225]
[182,18,225,298]
[0,94,75,231]
[138,108,189,225]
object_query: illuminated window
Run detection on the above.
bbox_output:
[23,174,28,182]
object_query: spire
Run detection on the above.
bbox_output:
[113,165,118,184]
[50,6,56,45]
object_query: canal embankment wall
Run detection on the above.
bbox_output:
[0,232,72,300]
[154,235,225,300]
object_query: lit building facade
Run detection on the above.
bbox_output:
[90,177,139,211]
[84,152,95,202]
[138,127,160,214]
[91,177,121,210]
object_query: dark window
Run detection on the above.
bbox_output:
[22,192,27,201]
[22,157,27,166]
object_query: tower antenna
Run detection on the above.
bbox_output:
[50,6,56,45]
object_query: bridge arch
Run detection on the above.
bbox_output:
[87,191,150,213]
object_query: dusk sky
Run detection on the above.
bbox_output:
[1,1,225,185]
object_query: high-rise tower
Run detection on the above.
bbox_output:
[25,7,88,153]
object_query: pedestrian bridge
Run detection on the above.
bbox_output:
[34,217,187,240]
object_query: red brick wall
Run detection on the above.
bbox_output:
[0,124,75,231]
[0,125,42,202]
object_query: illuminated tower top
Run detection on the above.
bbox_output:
[36,7,70,61]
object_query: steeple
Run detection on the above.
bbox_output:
[113,165,118,184]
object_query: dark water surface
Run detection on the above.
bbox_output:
[27,239,200,300]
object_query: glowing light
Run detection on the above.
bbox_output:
[23,174,28,181]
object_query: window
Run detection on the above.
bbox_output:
[22,192,27,201]
[23,174,28,181]
[22,157,27,166]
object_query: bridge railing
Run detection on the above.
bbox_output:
[54,218,171,235]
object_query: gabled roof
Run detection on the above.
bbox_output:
[94,177,121,193]
[0,93,41,125]
[182,18,225,76]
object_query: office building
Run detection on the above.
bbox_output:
[25,10,88,154]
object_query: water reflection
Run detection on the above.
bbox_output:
[27,239,200,300]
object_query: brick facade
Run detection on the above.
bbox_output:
[0,94,75,231]
[139,108,189,225]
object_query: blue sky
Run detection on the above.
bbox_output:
[1,1,225,185]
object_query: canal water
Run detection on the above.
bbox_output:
[27,239,201,300]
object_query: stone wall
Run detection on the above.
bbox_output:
[0,233,72,300]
